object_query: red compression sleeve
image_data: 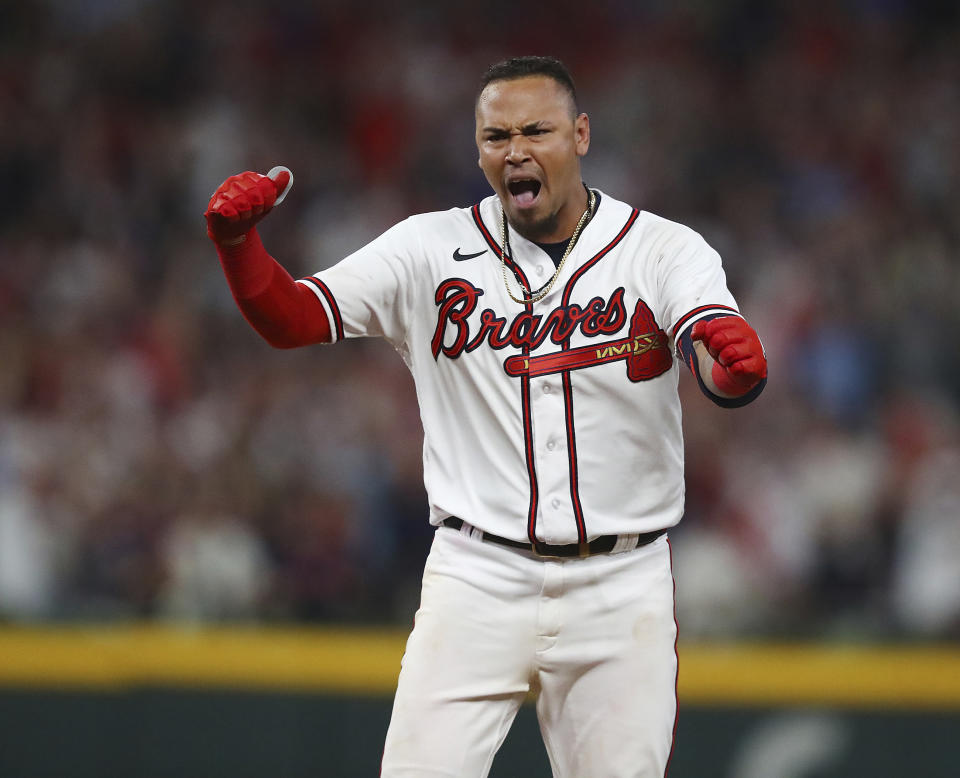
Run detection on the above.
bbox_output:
[215,230,331,348]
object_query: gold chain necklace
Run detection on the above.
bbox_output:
[500,189,596,305]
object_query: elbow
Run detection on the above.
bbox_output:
[257,328,316,349]
[264,336,303,350]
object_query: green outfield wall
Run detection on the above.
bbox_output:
[1,626,958,777]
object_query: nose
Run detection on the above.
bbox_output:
[505,133,530,164]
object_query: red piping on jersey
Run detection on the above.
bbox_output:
[559,207,640,543]
[300,277,344,341]
[671,304,738,338]
[472,204,540,543]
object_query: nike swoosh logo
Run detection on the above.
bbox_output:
[453,248,487,261]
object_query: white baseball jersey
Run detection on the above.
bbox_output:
[298,190,739,545]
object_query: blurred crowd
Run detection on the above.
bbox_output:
[1,0,958,639]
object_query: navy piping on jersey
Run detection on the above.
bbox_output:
[299,276,344,341]
[471,204,541,543]
[558,206,640,543]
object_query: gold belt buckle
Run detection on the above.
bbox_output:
[532,540,564,559]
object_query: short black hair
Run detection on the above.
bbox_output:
[478,56,578,114]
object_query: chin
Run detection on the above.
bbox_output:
[509,208,557,242]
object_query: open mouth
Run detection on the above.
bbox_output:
[507,179,541,208]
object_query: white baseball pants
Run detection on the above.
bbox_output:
[380,524,678,777]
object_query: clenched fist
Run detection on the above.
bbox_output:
[205,166,293,244]
[691,316,766,395]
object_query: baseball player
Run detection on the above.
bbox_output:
[205,56,766,777]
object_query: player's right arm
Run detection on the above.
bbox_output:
[204,169,332,348]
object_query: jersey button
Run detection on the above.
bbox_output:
[546,440,556,451]
[551,498,561,509]
[536,265,545,276]
[542,384,552,394]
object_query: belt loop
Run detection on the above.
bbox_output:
[455,518,482,540]
[578,542,590,559]
[612,533,640,554]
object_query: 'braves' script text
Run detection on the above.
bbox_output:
[431,279,627,359]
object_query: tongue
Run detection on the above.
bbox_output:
[515,189,537,207]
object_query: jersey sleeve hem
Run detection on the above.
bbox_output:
[671,303,740,341]
[297,277,344,343]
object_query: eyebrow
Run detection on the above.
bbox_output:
[481,121,550,135]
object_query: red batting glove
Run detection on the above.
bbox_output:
[691,316,767,395]
[204,168,292,245]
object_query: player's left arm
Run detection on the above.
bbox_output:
[676,314,767,407]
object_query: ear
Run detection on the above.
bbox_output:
[575,113,590,157]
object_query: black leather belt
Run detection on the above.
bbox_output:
[440,517,666,559]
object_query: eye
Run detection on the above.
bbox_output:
[524,126,549,137]
[485,131,509,143]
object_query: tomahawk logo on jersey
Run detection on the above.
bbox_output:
[296,190,749,547]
